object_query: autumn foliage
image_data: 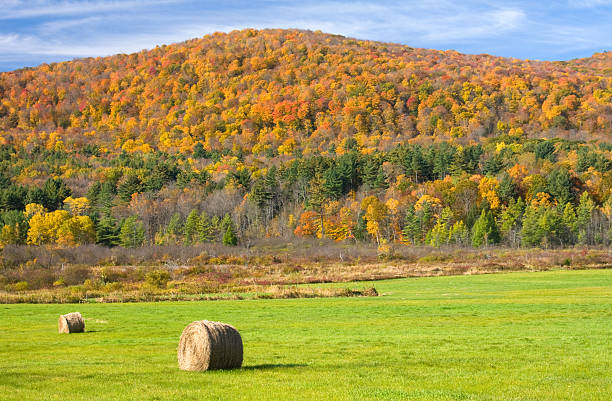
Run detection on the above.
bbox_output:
[0,29,609,251]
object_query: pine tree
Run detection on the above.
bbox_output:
[353,211,369,241]
[198,211,215,242]
[361,157,380,189]
[472,209,500,247]
[521,205,544,247]
[372,166,389,191]
[323,167,343,199]
[220,213,233,233]
[417,201,434,243]
[426,207,453,247]
[499,197,524,247]
[117,173,143,202]
[449,220,469,245]
[222,215,238,246]
[96,215,120,247]
[183,209,201,245]
[547,167,573,205]
[336,152,360,193]
[119,216,145,248]
[538,206,563,248]
[576,191,594,245]
[41,178,72,210]
[561,202,577,245]
[308,173,328,238]
[498,172,518,204]
[401,205,420,245]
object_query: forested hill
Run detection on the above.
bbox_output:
[0,29,610,252]
[0,28,610,157]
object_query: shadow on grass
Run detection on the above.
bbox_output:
[241,363,307,370]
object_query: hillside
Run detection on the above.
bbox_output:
[0,29,610,156]
[0,29,610,258]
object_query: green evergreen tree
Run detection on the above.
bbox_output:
[193,142,207,158]
[183,209,201,245]
[372,166,389,191]
[449,220,469,246]
[362,158,379,188]
[41,178,71,210]
[472,209,500,247]
[547,167,573,205]
[198,211,215,242]
[576,191,595,245]
[561,202,577,245]
[166,213,183,236]
[220,213,233,233]
[538,206,563,248]
[417,201,434,243]
[323,167,343,199]
[119,216,145,248]
[521,204,543,247]
[401,205,420,245]
[336,152,360,193]
[223,225,238,246]
[222,215,238,246]
[96,215,120,247]
[426,207,453,247]
[499,197,525,247]
[409,146,428,183]
[353,211,369,241]
[498,172,518,204]
[117,173,143,202]
[308,173,328,238]
[535,141,556,162]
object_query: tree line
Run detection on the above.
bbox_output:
[1,137,609,250]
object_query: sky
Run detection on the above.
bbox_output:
[0,0,610,72]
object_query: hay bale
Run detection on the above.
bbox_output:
[178,320,243,371]
[58,312,85,333]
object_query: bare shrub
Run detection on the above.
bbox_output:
[203,187,243,218]
[61,265,91,286]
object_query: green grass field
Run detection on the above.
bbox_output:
[1,269,611,400]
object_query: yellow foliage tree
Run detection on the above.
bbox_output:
[361,196,388,245]
[57,216,96,246]
[27,210,70,245]
[24,203,46,219]
[64,196,90,216]
[414,194,442,213]
[27,210,95,246]
[478,176,501,209]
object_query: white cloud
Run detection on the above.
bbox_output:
[0,0,179,20]
[0,0,610,69]
[37,16,103,34]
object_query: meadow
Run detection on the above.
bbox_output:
[1,269,610,400]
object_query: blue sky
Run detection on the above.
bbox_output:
[0,0,610,71]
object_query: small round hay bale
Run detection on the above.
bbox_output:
[178,320,243,371]
[58,312,85,333]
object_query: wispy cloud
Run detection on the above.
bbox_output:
[0,0,610,71]
[0,0,178,20]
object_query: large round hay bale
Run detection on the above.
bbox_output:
[178,320,243,371]
[58,312,85,333]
